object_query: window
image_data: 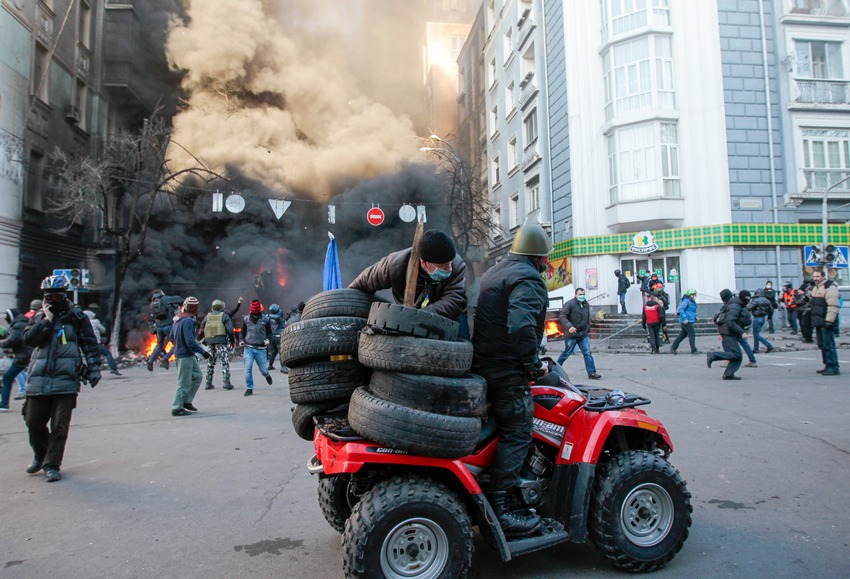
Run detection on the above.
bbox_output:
[608,121,681,203]
[802,128,850,190]
[790,0,848,16]
[524,108,538,147]
[490,104,499,136]
[78,1,91,48]
[521,43,535,84]
[492,156,501,184]
[604,34,675,120]
[492,206,503,238]
[489,57,497,89]
[518,0,533,24]
[32,41,49,102]
[795,40,844,79]
[26,150,45,211]
[602,0,670,39]
[508,137,518,169]
[526,177,540,213]
[509,194,519,228]
[503,27,513,64]
[75,80,88,130]
[505,81,515,114]
[487,0,496,32]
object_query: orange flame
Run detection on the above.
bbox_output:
[545,320,564,338]
[276,247,288,288]
[141,333,175,361]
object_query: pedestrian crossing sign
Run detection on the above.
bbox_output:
[832,246,849,268]
[804,245,849,268]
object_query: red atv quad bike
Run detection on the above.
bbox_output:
[306,361,692,578]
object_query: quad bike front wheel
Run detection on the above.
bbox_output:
[589,450,692,572]
[342,476,473,579]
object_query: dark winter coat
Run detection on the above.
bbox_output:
[170,314,207,358]
[559,297,591,339]
[715,297,747,337]
[268,313,285,337]
[1,309,33,365]
[24,304,101,396]
[748,296,773,318]
[349,247,467,320]
[616,274,630,296]
[150,295,183,330]
[472,254,548,383]
[242,314,273,347]
[762,287,778,309]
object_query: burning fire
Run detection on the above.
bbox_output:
[545,320,564,339]
[276,248,288,288]
[141,334,176,362]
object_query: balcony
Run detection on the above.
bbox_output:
[783,0,850,24]
[791,79,850,108]
[606,197,685,233]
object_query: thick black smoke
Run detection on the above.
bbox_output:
[121,163,450,346]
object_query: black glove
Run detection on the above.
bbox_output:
[88,371,101,388]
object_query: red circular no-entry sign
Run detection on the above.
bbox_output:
[367,207,385,227]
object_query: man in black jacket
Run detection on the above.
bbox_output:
[615,269,630,314]
[556,288,602,379]
[472,221,550,536]
[349,229,467,320]
[22,275,102,482]
[0,308,33,410]
[146,289,183,372]
[762,281,778,333]
[707,289,746,380]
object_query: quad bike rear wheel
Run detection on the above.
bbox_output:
[318,474,358,534]
[589,450,692,572]
[343,476,473,579]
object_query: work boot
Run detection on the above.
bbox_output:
[172,408,192,416]
[722,375,742,381]
[487,491,541,537]
[44,468,62,482]
[26,457,44,474]
[205,383,215,390]
[146,358,154,372]
[822,368,841,376]
[706,353,716,368]
[264,374,273,385]
[244,389,253,396]
[223,382,234,390]
[184,403,198,412]
[160,359,170,370]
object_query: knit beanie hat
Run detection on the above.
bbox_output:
[183,296,199,314]
[417,230,456,263]
[720,289,733,302]
[249,300,263,314]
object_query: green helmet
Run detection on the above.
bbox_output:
[510,220,552,257]
[685,288,697,296]
[211,299,225,311]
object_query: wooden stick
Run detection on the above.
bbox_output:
[404,219,425,306]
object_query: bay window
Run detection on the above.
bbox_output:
[608,121,680,203]
[604,34,675,120]
[601,0,670,40]
[794,40,848,105]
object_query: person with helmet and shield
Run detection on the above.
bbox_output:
[21,275,102,482]
[472,219,551,536]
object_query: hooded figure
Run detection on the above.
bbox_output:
[266,304,286,373]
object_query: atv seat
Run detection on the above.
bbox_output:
[475,417,498,451]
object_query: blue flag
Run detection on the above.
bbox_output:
[323,233,342,291]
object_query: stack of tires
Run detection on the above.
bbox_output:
[349,303,486,458]
[282,289,374,441]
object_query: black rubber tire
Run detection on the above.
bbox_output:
[288,360,370,404]
[290,401,342,441]
[347,387,480,458]
[589,450,692,572]
[301,289,373,321]
[281,317,366,367]
[318,474,357,534]
[369,371,487,417]
[343,476,473,579]
[367,302,459,340]
[358,333,473,377]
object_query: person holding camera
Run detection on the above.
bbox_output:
[21,275,102,482]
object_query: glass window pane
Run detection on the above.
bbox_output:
[796,41,812,77]
[812,41,828,78]
[804,139,811,167]
[828,141,840,167]
[813,141,826,167]
[827,42,843,78]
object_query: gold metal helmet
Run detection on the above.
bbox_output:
[510,219,552,257]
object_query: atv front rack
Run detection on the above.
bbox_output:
[575,386,651,412]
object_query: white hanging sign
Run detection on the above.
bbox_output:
[399,204,416,223]
[212,191,223,212]
[225,194,245,214]
[268,198,292,220]
[416,204,427,223]
[328,204,336,224]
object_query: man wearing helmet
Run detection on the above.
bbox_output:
[472,220,551,536]
[21,275,102,482]
[199,299,235,390]
[146,289,184,372]
[349,229,467,320]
